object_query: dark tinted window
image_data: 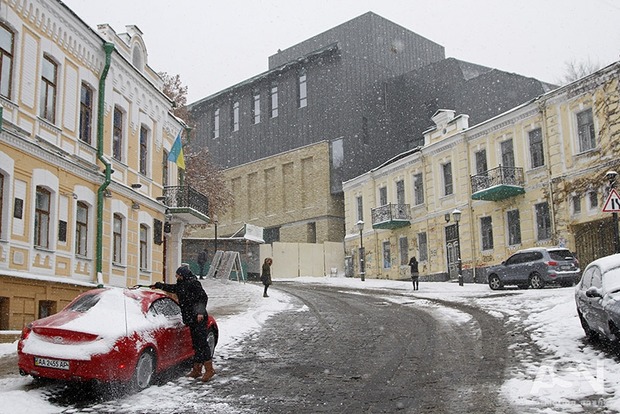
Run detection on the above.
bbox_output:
[548,250,574,261]
[530,252,544,261]
[506,253,526,265]
[67,293,101,312]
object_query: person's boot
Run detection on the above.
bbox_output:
[201,360,215,382]
[186,362,203,378]
[263,292,269,297]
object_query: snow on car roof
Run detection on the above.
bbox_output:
[21,288,169,360]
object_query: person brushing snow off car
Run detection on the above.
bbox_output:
[151,266,215,382]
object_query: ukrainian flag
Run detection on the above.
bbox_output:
[168,131,185,169]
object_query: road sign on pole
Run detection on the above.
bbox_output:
[603,188,620,212]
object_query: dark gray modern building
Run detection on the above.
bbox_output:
[188,12,554,242]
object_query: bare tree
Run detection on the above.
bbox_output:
[558,59,602,85]
[159,72,231,216]
[159,72,189,120]
[184,146,233,217]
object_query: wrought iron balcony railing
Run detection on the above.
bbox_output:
[161,185,209,217]
[471,165,524,193]
[371,203,411,229]
[470,165,525,201]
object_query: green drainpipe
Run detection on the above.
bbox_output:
[95,42,115,286]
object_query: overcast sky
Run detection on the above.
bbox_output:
[63,0,620,103]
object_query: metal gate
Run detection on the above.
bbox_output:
[573,218,616,269]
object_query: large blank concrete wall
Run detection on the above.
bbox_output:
[260,242,345,278]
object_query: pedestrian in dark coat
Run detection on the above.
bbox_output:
[261,257,273,297]
[197,248,208,279]
[409,256,419,290]
[151,266,215,382]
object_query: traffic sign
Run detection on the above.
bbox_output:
[603,188,620,212]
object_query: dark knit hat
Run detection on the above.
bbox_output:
[176,266,193,279]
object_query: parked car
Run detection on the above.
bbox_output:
[18,287,218,391]
[575,253,620,345]
[487,247,581,290]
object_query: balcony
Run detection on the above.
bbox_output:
[160,185,210,225]
[471,165,525,201]
[371,203,411,230]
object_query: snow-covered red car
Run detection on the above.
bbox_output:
[17,287,218,390]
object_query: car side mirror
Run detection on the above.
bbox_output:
[585,287,603,299]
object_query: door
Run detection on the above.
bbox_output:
[445,224,459,279]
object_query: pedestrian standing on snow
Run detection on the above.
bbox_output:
[409,256,419,290]
[260,257,273,297]
[197,248,208,279]
[151,266,215,382]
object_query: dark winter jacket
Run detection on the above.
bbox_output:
[408,257,419,275]
[154,273,208,326]
[261,262,272,286]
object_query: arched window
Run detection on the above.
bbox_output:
[75,201,89,256]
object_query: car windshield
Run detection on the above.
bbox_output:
[603,268,620,293]
[66,292,101,312]
[548,250,574,261]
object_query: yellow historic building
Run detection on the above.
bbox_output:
[344,61,620,281]
[0,1,208,331]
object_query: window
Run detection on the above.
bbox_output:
[79,83,94,144]
[139,125,149,175]
[475,150,487,174]
[588,191,599,209]
[481,216,494,250]
[418,232,428,261]
[382,241,391,269]
[140,224,148,270]
[252,90,261,124]
[34,187,51,248]
[413,173,424,205]
[356,196,363,221]
[501,139,515,168]
[507,210,521,245]
[113,213,123,264]
[362,117,369,144]
[58,220,67,242]
[269,83,278,118]
[443,162,453,196]
[38,301,56,319]
[572,195,581,214]
[298,69,307,108]
[399,237,409,266]
[39,56,57,123]
[535,202,552,241]
[212,108,220,139]
[577,108,596,152]
[529,128,544,168]
[75,201,88,256]
[231,100,239,131]
[379,186,387,206]
[396,180,405,205]
[113,106,124,161]
[0,23,14,99]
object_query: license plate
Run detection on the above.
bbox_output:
[560,265,572,271]
[34,357,70,370]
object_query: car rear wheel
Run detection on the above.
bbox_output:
[207,327,218,359]
[132,350,155,391]
[530,273,544,289]
[488,274,503,290]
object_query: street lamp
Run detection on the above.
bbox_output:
[452,209,463,286]
[606,171,620,253]
[356,220,365,281]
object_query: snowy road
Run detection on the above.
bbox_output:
[2,278,620,413]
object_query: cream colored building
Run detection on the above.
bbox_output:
[344,62,620,281]
[0,1,208,331]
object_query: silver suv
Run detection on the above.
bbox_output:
[487,247,581,290]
